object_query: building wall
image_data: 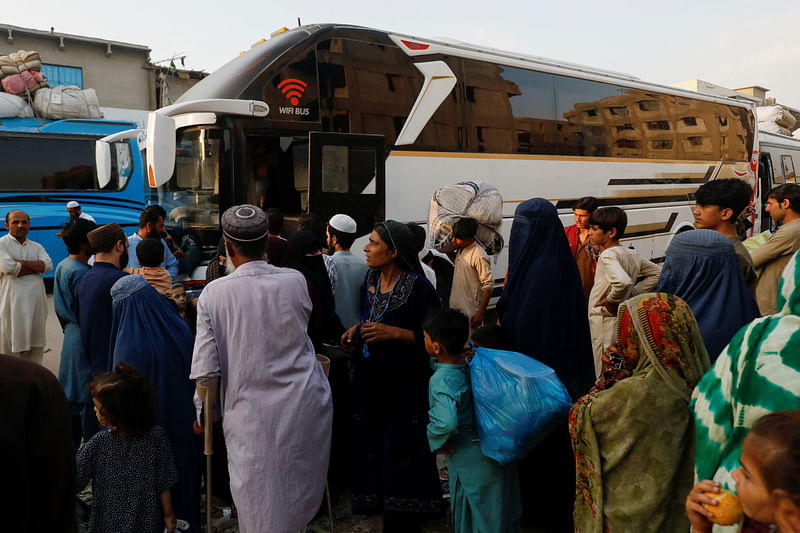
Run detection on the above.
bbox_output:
[1,32,151,109]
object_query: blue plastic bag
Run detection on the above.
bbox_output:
[469,347,573,465]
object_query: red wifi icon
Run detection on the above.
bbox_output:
[278,78,307,106]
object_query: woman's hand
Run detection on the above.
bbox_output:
[360,322,400,343]
[340,324,361,352]
[685,479,720,533]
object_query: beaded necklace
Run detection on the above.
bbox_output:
[362,273,400,358]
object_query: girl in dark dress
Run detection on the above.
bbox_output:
[341,221,445,533]
[76,363,179,533]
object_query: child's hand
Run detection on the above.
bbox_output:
[164,510,177,532]
[686,480,720,533]
[192,420,204,436]
[438,443,456,456]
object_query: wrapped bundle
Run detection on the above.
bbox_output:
[428,180,504,255]
[757,105,797,130]
[0,50,42,79]
[1,70,48,96]
[33,86,102,119]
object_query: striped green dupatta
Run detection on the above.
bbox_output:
[691,249,800,496]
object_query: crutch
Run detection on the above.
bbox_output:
[196,378,219,532]
[316,354,336,533]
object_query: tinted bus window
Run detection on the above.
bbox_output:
[464,61,515,153]
[318,38,418,143]
[0,135,121,190]
[317,38,461,151]
[555,76,622,157]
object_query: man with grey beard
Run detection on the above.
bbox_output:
[191,205,332,533]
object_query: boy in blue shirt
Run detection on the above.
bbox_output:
[424,309,521,533]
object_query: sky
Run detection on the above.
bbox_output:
[4,0,800,108]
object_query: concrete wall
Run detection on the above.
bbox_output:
[149,68,207,109]
[1,32,151,109]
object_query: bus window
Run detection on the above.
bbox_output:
[0,135,133,190]
[317,38,461,152]
[318,38,418,143]
[321,145,349,193]
[759,153,774,231]
[112,142,133,189]
[555,76,622,157]
[782,154,796,183]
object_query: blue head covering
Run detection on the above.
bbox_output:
[656,229,760,362]
[497,198,596,400]
[108,275,201,529]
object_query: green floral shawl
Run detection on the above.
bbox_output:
[691,249,800,507]
[570,293,711,533]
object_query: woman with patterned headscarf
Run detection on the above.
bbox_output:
[691,249,800,533]
[570,293,711,533]
[340,220,445,532]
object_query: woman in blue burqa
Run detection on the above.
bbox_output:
[656,228,760,362]
[497,198,596,532]
[109,274,201,532]
[341,220,445,533]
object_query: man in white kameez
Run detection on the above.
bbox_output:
[191,204,332,533]
[0,210,52,363]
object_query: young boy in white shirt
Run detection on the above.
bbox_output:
[587,207,661,377]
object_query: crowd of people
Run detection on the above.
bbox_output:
[0,179,799,533]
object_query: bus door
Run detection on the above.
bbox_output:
[759,152,777,232]
[308,132,385,236]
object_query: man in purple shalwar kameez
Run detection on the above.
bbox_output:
[190,205,332,533]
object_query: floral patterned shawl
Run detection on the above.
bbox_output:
[570,293,711,533]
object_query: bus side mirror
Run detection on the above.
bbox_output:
[96,141,112,189]
[145,111,176,187]
[95,128,143,189]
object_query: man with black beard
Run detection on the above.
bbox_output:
[126,205,179,279]
[76,223,129,376]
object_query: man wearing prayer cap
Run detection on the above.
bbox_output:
[191,205,332,533]
[0,209,52,363]
[76,223,129,376]
[66,201,95,223]
[327,214,368,329]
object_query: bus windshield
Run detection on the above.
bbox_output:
[152,126,224,261]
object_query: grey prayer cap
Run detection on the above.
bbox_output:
[221,204,269,242]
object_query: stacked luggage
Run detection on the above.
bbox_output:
[757,105,799,137]
[0,49,102,119]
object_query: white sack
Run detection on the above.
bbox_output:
[759,121,792,136]
[428,180,504,255]
[0,93,33,118]
[33,86,102,119]
[757,105,797,130]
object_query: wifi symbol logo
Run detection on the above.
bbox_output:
[278,78,308,106]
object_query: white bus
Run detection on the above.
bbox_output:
[758,131,800,232]
[138,24,759,287]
